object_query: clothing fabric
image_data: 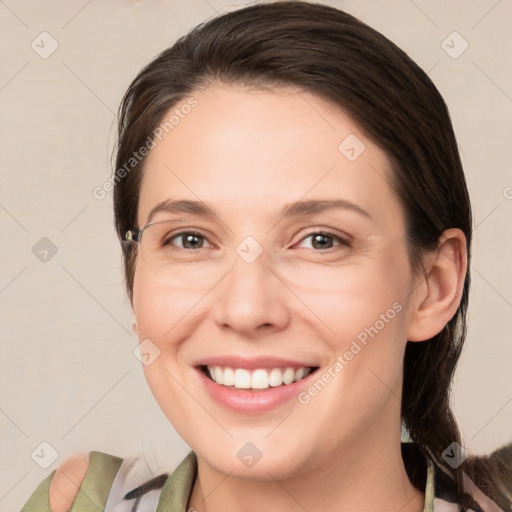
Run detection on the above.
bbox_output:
[20,443,503,512]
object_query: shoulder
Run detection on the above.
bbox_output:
[21,451,125,512]
[48,452,89,512]
[21,449,179,512]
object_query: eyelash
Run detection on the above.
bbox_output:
[297,230,352,250]
[164,230,352,252]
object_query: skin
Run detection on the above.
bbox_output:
[130,83,467,512]
[49,453,89,512]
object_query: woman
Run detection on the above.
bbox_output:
[21,2,512,511]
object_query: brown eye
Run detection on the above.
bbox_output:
[166,232,210,250]
[297,231,352,251]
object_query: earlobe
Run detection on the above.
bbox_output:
[407,228,467,342]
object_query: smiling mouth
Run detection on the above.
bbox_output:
[199,365,320,391]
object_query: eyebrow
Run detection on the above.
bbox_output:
[146,198,371,225]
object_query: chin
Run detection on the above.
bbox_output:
[193,435,312,480]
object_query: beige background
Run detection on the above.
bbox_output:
[1,0,511,509]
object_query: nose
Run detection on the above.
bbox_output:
[212,247,291,338]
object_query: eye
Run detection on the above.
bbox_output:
[165,231,212,250]
[296,231,352,251]
[159,229,351,252]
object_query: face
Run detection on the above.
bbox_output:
[132,83,419,479]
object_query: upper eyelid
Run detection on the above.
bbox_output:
[168,231,213,248]
[165,229,351,249]
[298,231,351,243]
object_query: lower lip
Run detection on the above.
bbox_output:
[195,367,318,414]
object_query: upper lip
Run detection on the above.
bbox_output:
[194,355,319,370]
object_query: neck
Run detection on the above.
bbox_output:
[188,425,424,512]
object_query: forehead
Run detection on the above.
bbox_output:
[136,84,403,230]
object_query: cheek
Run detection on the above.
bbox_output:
[132,265,201,428]
[338,256,412,388]
[303,245,412,401]
[296,251,411,344]
[297,294,409,446]
[132,263,202,345]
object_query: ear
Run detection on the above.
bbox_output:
[407,228,467,342]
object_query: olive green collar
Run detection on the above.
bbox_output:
[155,450,197,511]
[155,450,436,512]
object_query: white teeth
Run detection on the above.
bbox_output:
[223,367,235,386]
[206,365,313,390]
[251,369,269,389]
[268,368,282,387]
[282,368,295,385]
[234,368,251,389]
[214,366,224,385]
[294,368,305,381]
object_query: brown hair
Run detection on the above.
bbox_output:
[113,2,511,509]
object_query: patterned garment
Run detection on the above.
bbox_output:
[21,443,506,512]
